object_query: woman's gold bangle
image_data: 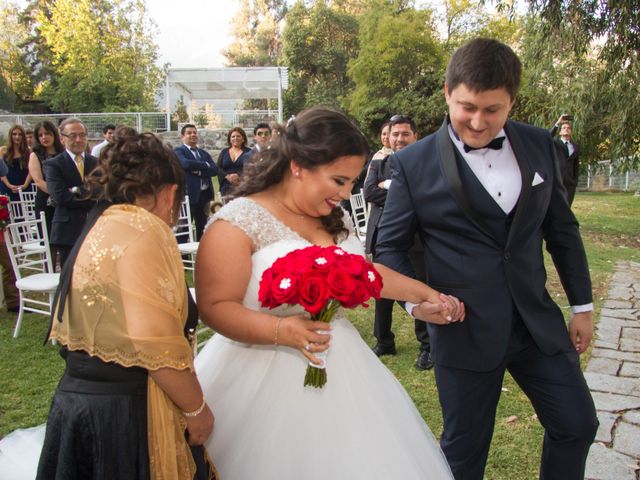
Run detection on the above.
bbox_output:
[182,397,206,418]
[274,317,282,345]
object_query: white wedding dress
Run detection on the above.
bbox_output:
[195,198,452,479]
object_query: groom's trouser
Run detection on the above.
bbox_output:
[434,315,598,480]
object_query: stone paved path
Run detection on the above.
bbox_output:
[585,260,640,480]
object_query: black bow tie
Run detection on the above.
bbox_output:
[463,136,505,153]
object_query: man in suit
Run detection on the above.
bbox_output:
[365,115,432,370]
[174,124,217,240]
[251,122,272,155]
[45,118,97,267]
[551,115,580,205]
[375,38,597,480]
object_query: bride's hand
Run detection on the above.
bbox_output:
[278,314,332,365]
[413,293,465,325]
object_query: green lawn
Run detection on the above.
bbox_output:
[1,191,638,479]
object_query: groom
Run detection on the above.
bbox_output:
[375,38,598,480]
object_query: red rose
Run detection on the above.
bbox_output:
[258,267,276,308]
[327,267,356,304]
[270,271,299,306]
[0,196,9,206]
[298,271,330,315]
[335,253,366,275]
[343,281,370,309]
[364,267,383,300]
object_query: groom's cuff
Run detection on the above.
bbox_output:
[405,301,418,317]
[571,303,593,314]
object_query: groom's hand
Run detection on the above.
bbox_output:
[412,295,465,325]
[569,311,593,354]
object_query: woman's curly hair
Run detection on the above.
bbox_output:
[232,107,370,241]
[87,132,185,213]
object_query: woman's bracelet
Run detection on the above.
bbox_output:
[274,317,282,345]
[182,397,206,418]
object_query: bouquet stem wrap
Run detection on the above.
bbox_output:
[304,299,340,388]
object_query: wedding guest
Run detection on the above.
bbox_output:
[1,124,32,201]
[37,132,217,479]
[25,128,35,150]
[28,121,63,264]
[194,106,463,479]
[375,38,597,480]
[372,121,393,160]
[216,127,251,200]
[550,114,580,205]
[90,123,116,158]
[0,156,18,313]
[251,122,272,155]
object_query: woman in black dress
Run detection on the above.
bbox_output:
[28,121,63,259]
[37,133,217,479]
[216,127,251,200]
[1,124,32,201]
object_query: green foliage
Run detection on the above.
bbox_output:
[0,1,35,107]
[20,0,162,113]
[224,0,287,67]
[171,95,189,131]
[281,0,360,115]
[193,111,208,129]
[345,0,447,138]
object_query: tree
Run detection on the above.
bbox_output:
[171,95,189,131]
[0,1,35,109]
[345,0,446,138]
[517,0,640,167]
[224,0,287,67]
[24,0,162,112]
[281,0,360,116]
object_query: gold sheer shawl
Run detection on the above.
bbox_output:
[51,204,198,480]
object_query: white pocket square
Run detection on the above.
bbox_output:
[532,172,545,186]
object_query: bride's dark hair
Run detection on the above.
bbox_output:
[231,106,370,240]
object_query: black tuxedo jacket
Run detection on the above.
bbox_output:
[174,145,217,204]
[375,118,592,371]
[363,155,392,254]
[44,151,97,247]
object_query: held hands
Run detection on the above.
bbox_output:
[569,311,593,354]
[276,314,332,365]
[185,403,215,446]
[412,293,466,325]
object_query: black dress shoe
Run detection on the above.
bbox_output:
[415,350,434,370]
[372,343,397,357]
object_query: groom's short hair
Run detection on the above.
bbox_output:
[445,38,522,100]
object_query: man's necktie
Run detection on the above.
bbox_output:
[463,136,505,153]
[75,154,84,178]
[191,147,200,159]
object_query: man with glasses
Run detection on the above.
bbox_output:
[45,118,97,266]
[364,115,433,370]
[251,123,272,155]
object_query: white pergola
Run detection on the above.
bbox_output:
[164,67,289,127]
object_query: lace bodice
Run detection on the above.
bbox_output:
[208,197,364,313]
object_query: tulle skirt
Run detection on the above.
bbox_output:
[195,314,453,480]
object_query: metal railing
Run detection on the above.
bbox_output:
[0,112,168,140]
[579,163,640,192]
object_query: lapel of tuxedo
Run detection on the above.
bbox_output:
[503,120,534,247]
[436,119,500,245]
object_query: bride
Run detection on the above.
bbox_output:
[194,107,464,479]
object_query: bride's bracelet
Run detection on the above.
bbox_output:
[274,317,282,345]
[182,397,206,418]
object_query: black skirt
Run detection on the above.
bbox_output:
[36,349,150,480]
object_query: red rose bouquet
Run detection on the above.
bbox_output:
[0,195,10,230]
[259,245,383,388]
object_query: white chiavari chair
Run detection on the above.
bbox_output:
[174,196,199,271]
[349,190,369,245]
[4,212,60,337]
